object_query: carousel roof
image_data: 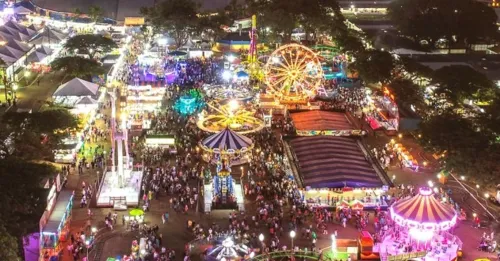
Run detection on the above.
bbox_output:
[390,188,456,225]
[201,128,253,153]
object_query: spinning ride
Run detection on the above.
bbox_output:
[203,84,253,102]
[264,44,323,103]
[390,187,458,240]
[197,100,264,134]
[207,237,250,260]
[174,89,205,115]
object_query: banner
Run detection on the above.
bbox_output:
[296,129,365,137]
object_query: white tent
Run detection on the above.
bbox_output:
[53,78,99,97]
[26,51,48,63]
[29,27,67,46]
[76,96,98,105]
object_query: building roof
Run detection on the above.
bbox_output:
[291,111,355,131]
[291,136,384,188]
[53,78,99,97]
[26,50,48,63]
[29,27,67,45]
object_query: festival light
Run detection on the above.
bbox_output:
[409,228,434,241]
[222,70,232,81]
[227,55,236,63]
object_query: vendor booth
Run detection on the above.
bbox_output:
[39,190,74,260]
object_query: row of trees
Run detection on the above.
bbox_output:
[140,0,364,50]
[388,0,498,50]
[350,48,500,185]
[0,107,79,259]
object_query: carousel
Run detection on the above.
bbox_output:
[199,127,254,165]
[200,128,250,212]
[197,100,264,134]
[376,187,461,261]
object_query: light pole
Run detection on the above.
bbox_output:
[85,240,90,258]
[290,230,296,251]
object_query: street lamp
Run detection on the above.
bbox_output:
[258,233,264,242]
[91,227,97,234]
[331,234,337,257]
[460,175,465,180]
[85,240,90,258]
[476,184,480,189]
[485,193,490,198]
[290,230,296,250]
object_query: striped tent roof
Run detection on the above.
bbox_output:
[390,188,456,225]
[201,128,253,154]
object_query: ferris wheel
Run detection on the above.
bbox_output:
[264,44,323,100]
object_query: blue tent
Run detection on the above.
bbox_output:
[236,71,249,78]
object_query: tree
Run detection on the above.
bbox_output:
[394,56,433,82]
[88,5,104,23]
[51,56,106,80]
[247,0,345,43]
[431,65,496,106]
[335,32,365,54]
[64,35,118,59]
[0,159,57,239]
[388,0,498,49]
[349,49,394,84]
[196,10,232,42]
[1,107,79,161]
[387,78,427,113]
[418,110,491,153]
[72,8,83,22]
[141,0,199,48]
[0,224,20,261]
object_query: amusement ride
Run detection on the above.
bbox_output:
[197,99,264,134]
[264,44,324,103]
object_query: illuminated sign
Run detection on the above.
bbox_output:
[145,137,175,145]
[124,17,145,26]
[296,129,365,137]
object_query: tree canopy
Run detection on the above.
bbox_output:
[431,65,496,106]
[88,5,104,23]
[388,0,498,49]
[51,56,106,80]
[0,159,58,238]
[64,35,118,59]
[0,224,20,261]
[1,107,79,161]
[247,0,347,43]
[141,0,200,48]
[387,78,426,113]
[349,49,394,84]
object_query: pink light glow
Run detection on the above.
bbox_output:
[419,187,433,196]
[409,228,434,241]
